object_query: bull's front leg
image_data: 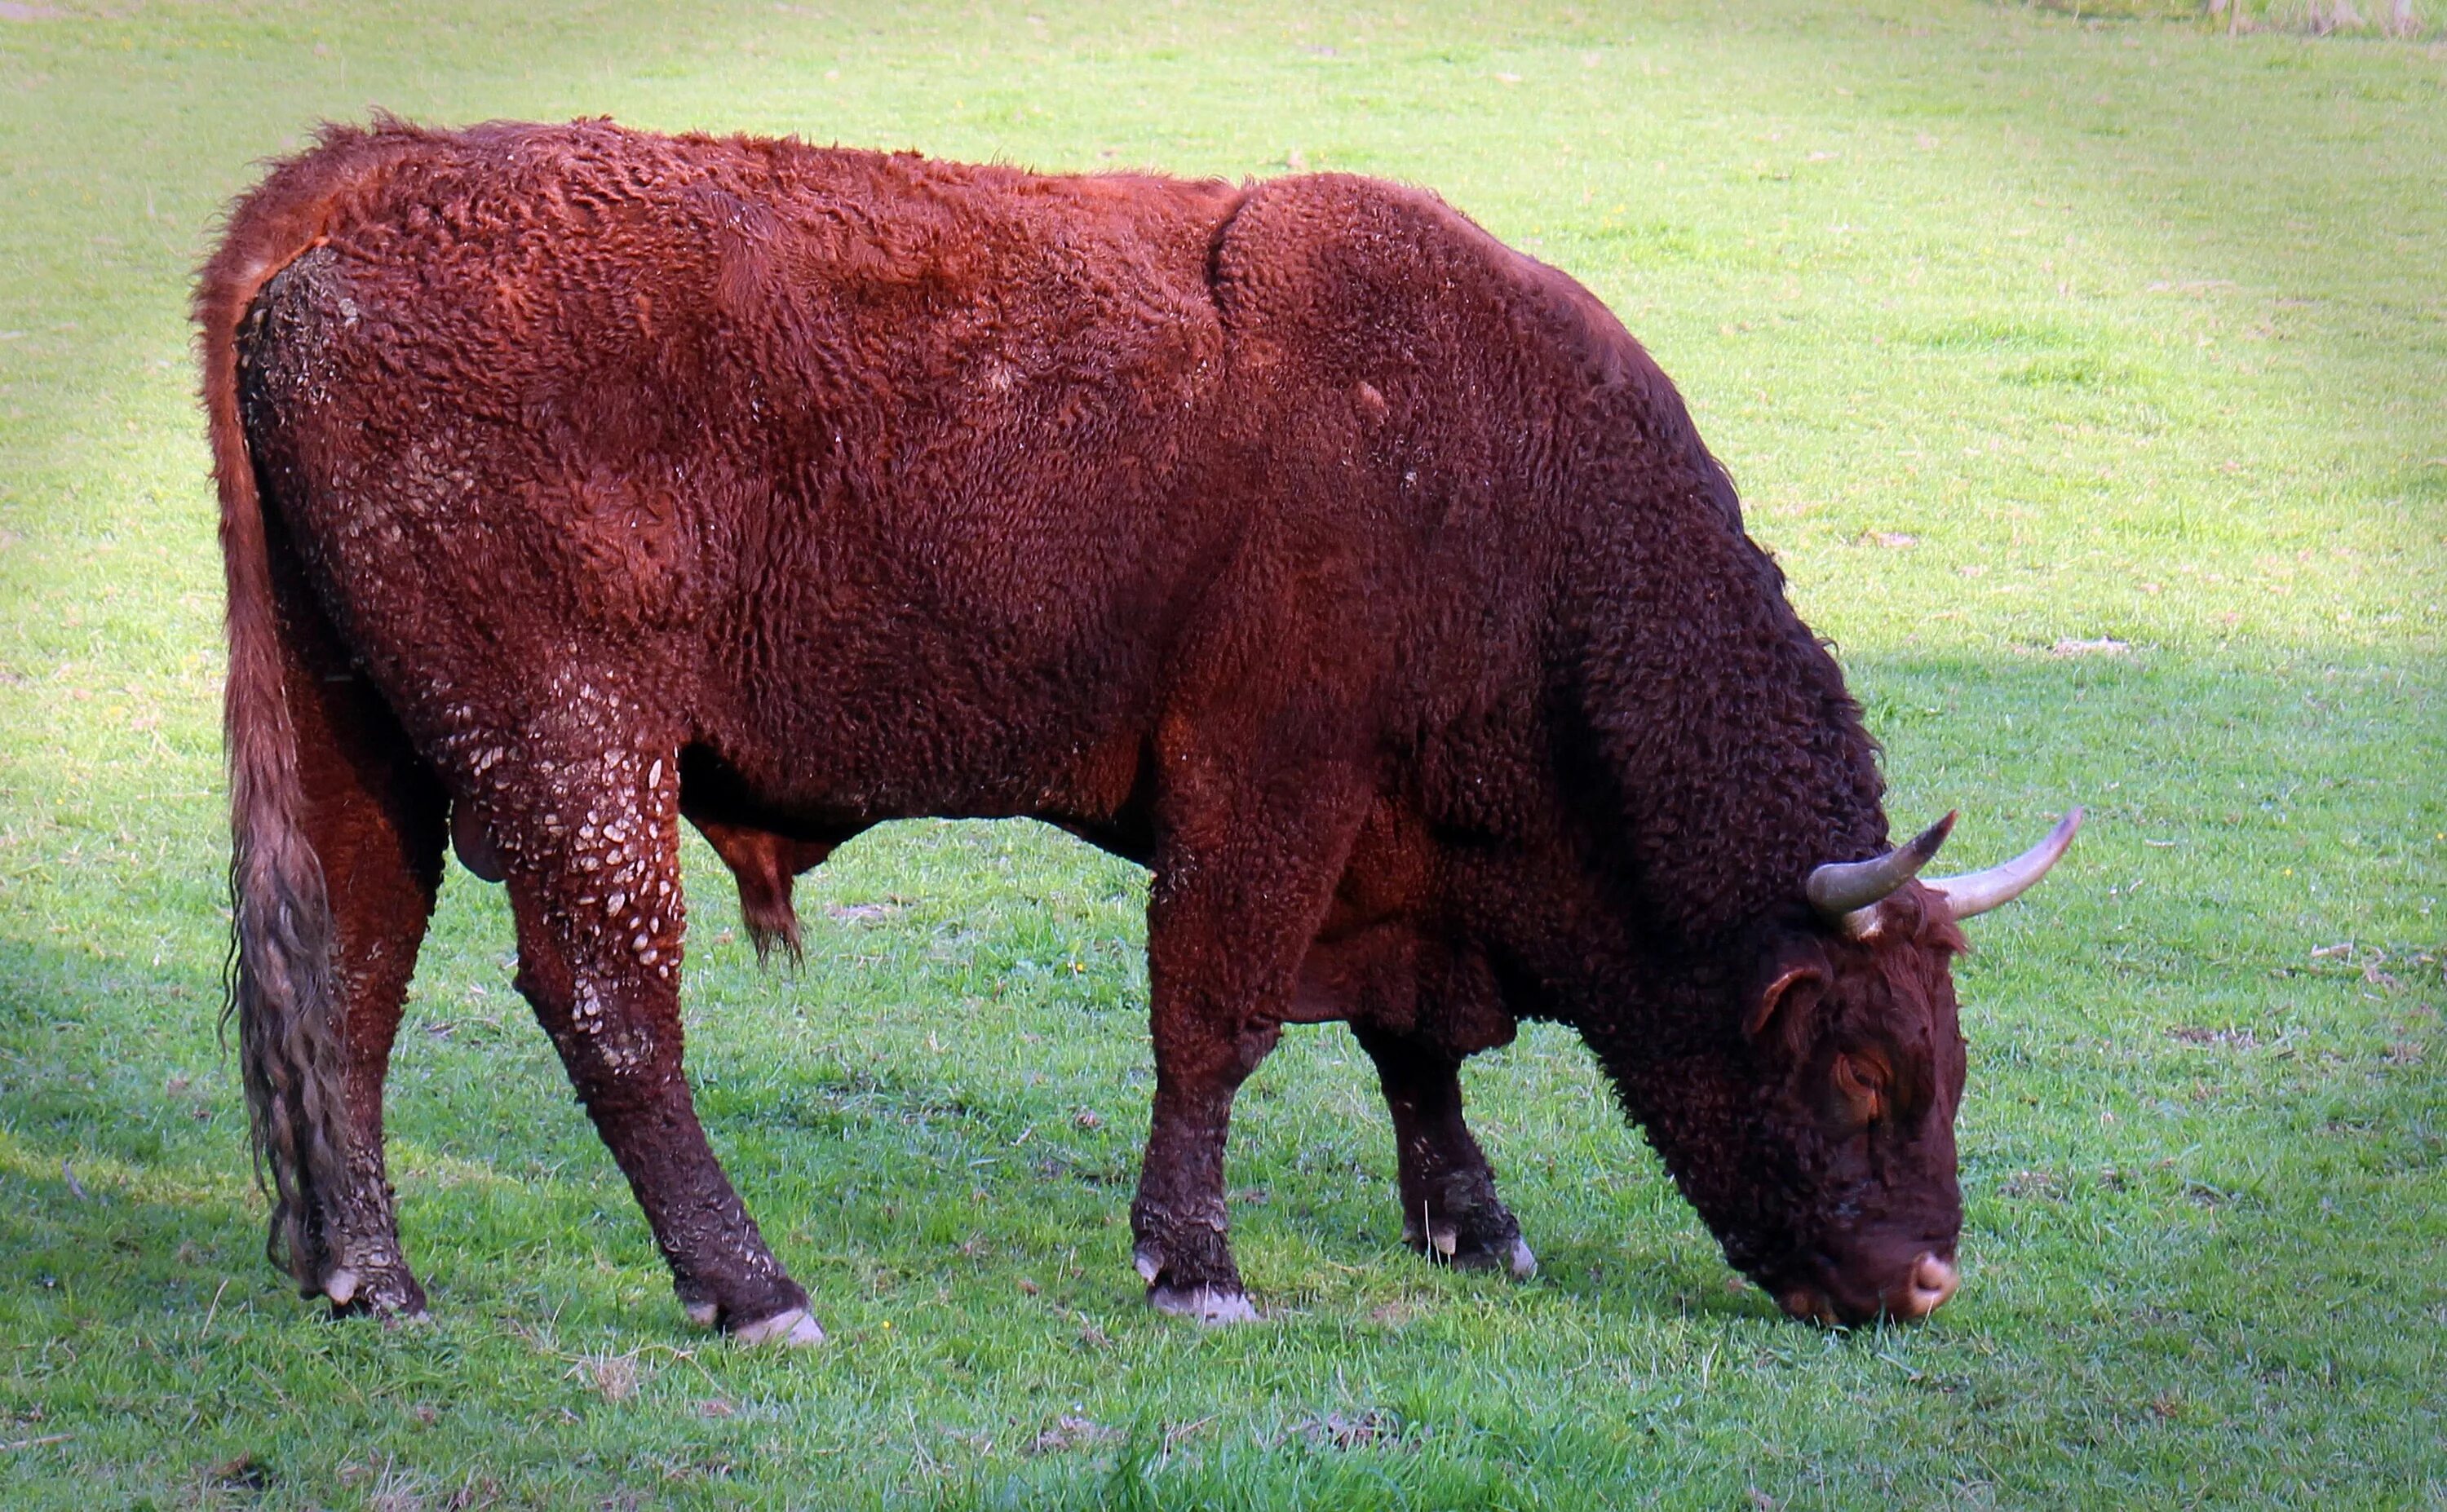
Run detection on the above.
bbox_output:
[1130,759,1370,1324]
[1131,1010,1281,1323]
[1352,1025,1536,1279]
[481,734,818,1345]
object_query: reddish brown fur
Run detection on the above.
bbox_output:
[203,117,1977,1330]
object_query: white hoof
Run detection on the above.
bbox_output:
[682,1299,719,1327]
[323,1268,360,1306]
[1149,1285,1258,1324]
[1507,1236,1539,1280]
[732,1306,826,1347]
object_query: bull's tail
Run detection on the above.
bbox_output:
[202,249,347,1297]
[196,120,428,1293]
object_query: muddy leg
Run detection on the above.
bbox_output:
[1352,1026,1535,1279]
[1130,765,1369,1324]
[487,739,816,1344]
[304,756,447,1315]
[277,557,449,1316]
[1131,1008,1281,1322]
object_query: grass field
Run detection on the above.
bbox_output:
[2,1,2442,1506]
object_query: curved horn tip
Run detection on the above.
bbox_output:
[1926,806,2085,921]
[1903,811,1958,863]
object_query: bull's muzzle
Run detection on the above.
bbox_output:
[1776,1249,1959,1326]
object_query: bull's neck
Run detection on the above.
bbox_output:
[1563,464,1890,958]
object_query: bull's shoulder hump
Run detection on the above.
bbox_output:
[1206,173,1466,306]
[1209,172,1643,391]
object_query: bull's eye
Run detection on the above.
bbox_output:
[1830,1052,1887,1127]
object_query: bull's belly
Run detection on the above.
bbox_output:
[677,677,1161,849]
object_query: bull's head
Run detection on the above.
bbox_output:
[1643,810,2081,1327]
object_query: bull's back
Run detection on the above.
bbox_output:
[237,121,1251,813]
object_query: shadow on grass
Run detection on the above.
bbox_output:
[2,643,2436,1351]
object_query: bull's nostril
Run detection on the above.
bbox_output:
[1892,1252,1959,1320]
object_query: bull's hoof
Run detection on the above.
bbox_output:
[1449,1233,1538,1280]
[1406,1209,1537,1280]
[321,1262,428,1319]
[1148,1284,1259,1324]
[729,1306,827,1347]
[1131,1229,1254,1323]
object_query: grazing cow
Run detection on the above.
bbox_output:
[198,117,2077,1342]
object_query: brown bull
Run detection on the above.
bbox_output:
[198,117,2076,1342]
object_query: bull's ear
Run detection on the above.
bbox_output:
[1743,935,1830,1045]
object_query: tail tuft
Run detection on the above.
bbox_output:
[221,805,345,1290]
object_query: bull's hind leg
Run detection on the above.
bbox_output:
[479,732,817,1344]
[1131,757,1371,1323]
[301,732,448,1315]
[1351,1027,1536,1280]
[278,563,449,1315]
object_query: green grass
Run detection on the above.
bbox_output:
[2,1,2441,1505]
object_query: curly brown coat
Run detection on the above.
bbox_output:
[200,116,1975,1333]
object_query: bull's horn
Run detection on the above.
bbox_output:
[1924,807,2084,920]
[1806,813,1956,925]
